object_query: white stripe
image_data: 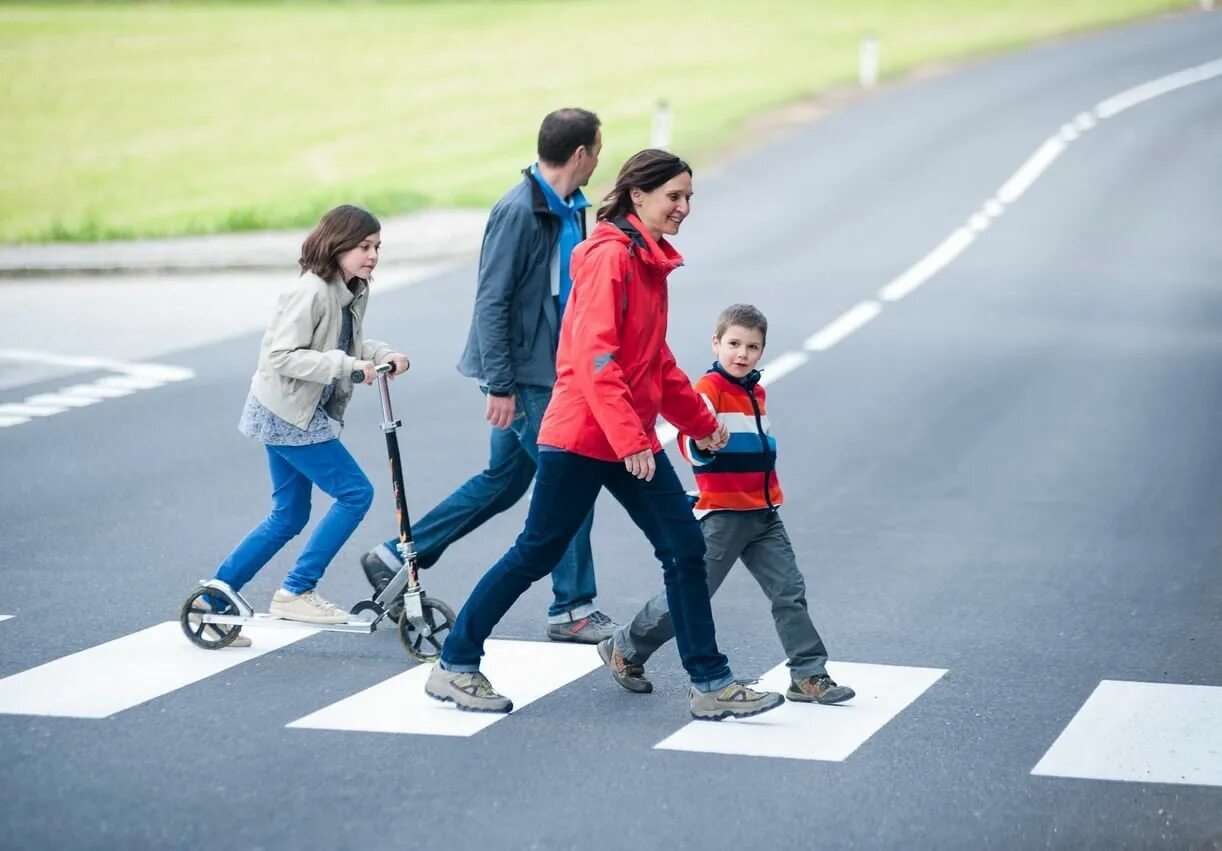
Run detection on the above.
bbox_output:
[23,393,103,409]
[996,136,1066,204]
[287,639,601,737]
[121,364,195,382]
[879,228,977,303]
[57,383,137,399]
[0,402,66,417]
[0,621,317,718]
[655,661,946,761]
[93,374,167,390]
[0,615,12,623]
[1095,58,1222,119]
[803,302,882,351]
[758,351,809,387]
[717,411,768,433]
[0,416,31,428]
[1032,680,1222,787]
[0,349,133,371]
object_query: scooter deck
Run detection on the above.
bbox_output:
[201,612,376,634]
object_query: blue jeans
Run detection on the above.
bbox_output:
[217,440,374,595]
[441,449,734,692]
[376,385,597,621]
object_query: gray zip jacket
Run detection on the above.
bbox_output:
[249,272,392,429]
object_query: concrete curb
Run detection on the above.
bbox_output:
[0,209,487,277]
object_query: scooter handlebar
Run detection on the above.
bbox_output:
[350,362,396,383]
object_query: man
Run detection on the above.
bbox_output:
[361,108,617,643]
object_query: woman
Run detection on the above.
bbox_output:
[425,150,784,720]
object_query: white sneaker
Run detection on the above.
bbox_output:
[269,588,349,624]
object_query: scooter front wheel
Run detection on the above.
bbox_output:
[180,585,244,649]
[398,597,455,662]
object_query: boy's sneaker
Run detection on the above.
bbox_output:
[787,674,855,705]
[269,589,348,624]
[597,638,652,694]
[425,665,513,713]
[188,597,251,648]
[690,682,785,721]
[547,610,618,644]
[360,551,395,594]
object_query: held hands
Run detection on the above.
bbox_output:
[623,449,656,482]
[693,422,729,453]
[486,394,516,430]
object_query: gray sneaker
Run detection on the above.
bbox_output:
[597,638,652,694]
[787,674,855,705]
[689,682,785,721]
[424,665,513,713]
[547,610,618,644]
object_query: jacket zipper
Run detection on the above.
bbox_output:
[745,384,776,510]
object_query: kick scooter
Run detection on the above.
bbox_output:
[179,363,456,661]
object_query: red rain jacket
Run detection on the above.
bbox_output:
[538,214,718,462]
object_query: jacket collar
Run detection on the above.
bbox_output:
[610,213,684,272]
[710,360,762,389]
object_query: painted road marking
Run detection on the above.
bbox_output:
[1032,680,1222,787]
[287,639,601,737]
[0,621,317,718]
[0,615,12,623]
[0,349,194,429]
[803,301,882,351]
[655,661,946,761]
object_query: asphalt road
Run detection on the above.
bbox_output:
[2,10,1220,850]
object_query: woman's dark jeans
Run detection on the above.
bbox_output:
[440,449,734,692]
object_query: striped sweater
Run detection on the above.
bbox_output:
[678,364,783,514]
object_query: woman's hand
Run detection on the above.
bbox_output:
[623,449,656,482]
[381,352,410,377]
[694,423,729,452]
[353,360,377,384]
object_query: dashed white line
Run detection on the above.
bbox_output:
[803,301,883,350]
[878,228,976,303]
[996,136,1067,204]
[1094,57,1222,119]
[0,402,66,417]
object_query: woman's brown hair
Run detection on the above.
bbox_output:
[298,204,381,280]
[596,149,692,222]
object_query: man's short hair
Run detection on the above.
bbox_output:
[715,303,768,346]
[537,108,601,166]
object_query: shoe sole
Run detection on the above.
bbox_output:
[786,688,855,705]
[424,687,513,714]
[597,640,653,694]
[690,695,785,722]
[268,610,349,625]
[547,629,611,645]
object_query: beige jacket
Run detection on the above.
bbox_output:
[249,272,393,429]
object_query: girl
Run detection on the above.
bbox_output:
[201,205,409,642]
[424,151,784,720]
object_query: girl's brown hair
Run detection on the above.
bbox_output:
[596,149,692,222]
[298,205,381,280]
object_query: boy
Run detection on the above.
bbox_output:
[598,303,854,705]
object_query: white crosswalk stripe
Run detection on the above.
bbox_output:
[1032,680,1222,787]
[0,615,12,623]
[288,639,601,737]
[655,661,946,761]
[0,621,316,719]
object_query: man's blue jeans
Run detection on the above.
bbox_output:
[375,385,597,621]
[216,440,374,595]
[441,449,734,692]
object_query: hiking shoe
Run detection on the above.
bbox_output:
[689,682,785,721]
[424,665,513,713]
[188,597,252,648]
[547,610,618,644]
[597,638,652,694]
[360,551,395,594]
[787,674,855,705]
[269,588,348,624]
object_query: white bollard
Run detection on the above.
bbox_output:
[1203,0,1214,11]
[651,99,672,149]
[859,34,880,89]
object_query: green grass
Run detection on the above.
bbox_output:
[0,0,1187,243]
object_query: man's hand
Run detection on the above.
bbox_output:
[694,422,729,452]
[623,449,656,482]
[380,352,411,376]
[485,394,516,429]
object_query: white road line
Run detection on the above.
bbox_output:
[58,383,137,399]
[1032,680,1222,787]
[24,393,103,409]
[0,416,31,428]
[0,615,12,623]
[1094,57,1222,119]
[655,661,946,761]
[996,136,1066,204]
[287,639,601,737]
[878,228,976,302]
[758,351,810,387]
[93,374,167,390]
[803,301,882,351]
[0,621,317,719]
[0,402,66,417]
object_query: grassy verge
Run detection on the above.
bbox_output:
[0,0,1186,243]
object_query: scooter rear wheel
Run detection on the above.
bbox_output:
[180,586,244,650]
[398,597,455,662]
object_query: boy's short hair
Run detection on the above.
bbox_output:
[715,303,768,346]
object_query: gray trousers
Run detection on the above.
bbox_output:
[614,508,830,679]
